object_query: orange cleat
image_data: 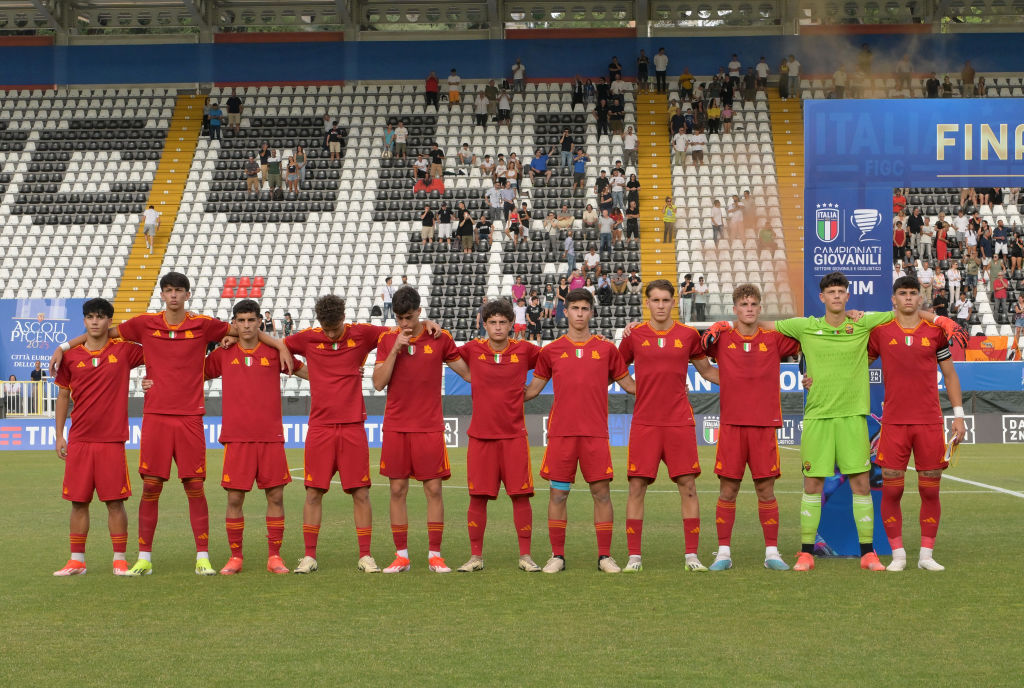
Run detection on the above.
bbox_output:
[383,555,411,573]
[792,552,815,571]
[112,560,131,576]
[53,560,87,577]
[219,556,244,575]
[266,555,289,574]
[860,552,885,571]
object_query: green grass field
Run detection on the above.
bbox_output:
[2,445,1023,686]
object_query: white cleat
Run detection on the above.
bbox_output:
[597,556,621,573]
[542,556,566,573]
[293,556,318,574]
[518,555,541,572]
[457,555,485,572]
[918,558,945,571]
[886,557,907,572]
[356,555,380,573]
[623,555,643,572]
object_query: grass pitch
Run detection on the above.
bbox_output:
[2,445,1022,687]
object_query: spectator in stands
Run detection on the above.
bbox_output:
[584,245,602,276]
[286,155,299,193]
[484,180,503,224]
[608,267,627,296]
[961,61,976,97]
[693,276,709,321]
[555,277,570,322]
[754,56,769,91]
[511,58,526,94]
[596,77,610,103]
[627,269,642,294]
[3,374,19,416]
[226,89,243,135]
[706,100,721,135]
[757,223,778,252]
[954,291,973,329]
[778,58,789,99]
[727,195,744,238]
[556,128,574,170]
[979,226,994,271]
[394,120,408,159]
[1014,295,1024,340]
[428,143,445,180]
[607,56,623,84]
[610,206,625,243]
[505,205,524,247]
[925,73,940,98]
[512,298,528,336]
[663,196,677,243]
[542,284,555,318]
[893,188,907,215]
[437,201,453,248]
[322,113,333,140]
[265,149,282,191]
[990,252,1006,289]
[964,253,980,293]
[497,90,512,128]
[994,271,1011,314]
[479,155,495,177]
[526,296,543,342]
[447,68,462,109]
[976,76,987,96]
[425,71,440,108]
[686,126,709,169]
[593,98,610,140]
[936,218,949,262]
[653,48,669,92]
[473,91,489,128]
[260,311,275,334]
[382,124,395,157]
[893,220,906,261]
[942,75,953,98]
[529,147,554,185]
[484,79,499,117]
[381,278,395,322]
[507,153,523,191]
[510,276,527,303]
[474,296,488,338]
[743,68,757,101]
[598,181,613,214]
[932,286,950,318]
[786,55,800,98]
[671,127,688,167]
[326,121,343,161]
[500,180,517,220]
[946,260,962,304]
[257,142,271,187]
[625,200,640,241]
[543,211,559,248]
[475,214,492,244]
[636,51,650,90]
[457,205,476,254]
[141,204,160,254]
[994,219,1010,260]
[1010,232,1023,272]
[582,203,599,229]
[208,102,223,141]
[456,144,476,172]
[679,274,695,322]
[420,203,435,246]
[906,207,924,254]
[831,65,848,99]
[610,170,626,210]
[918,261,935,306]
[244,155,260,196]
[554,204,574,231]
[710,199,725,244]
[282,313,294,337]
[727,54,741,88]
[893,260,906,284]
[895,54,912,91]
[562,233,576,276]
[295,145,307,182]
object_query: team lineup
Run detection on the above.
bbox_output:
[48,269,969,578]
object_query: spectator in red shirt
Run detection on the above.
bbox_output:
[993,271,1009,314]
[893,220,906,261]
[892,189,907,215]
[425,72,440,109]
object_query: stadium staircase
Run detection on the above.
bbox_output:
[768,93,805,310]
[635,91,679,321]
[113,93,204,320]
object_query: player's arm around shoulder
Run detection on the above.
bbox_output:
[255,330,294,374]
[770,316,806,339]
[444,334,471,382]
[692,354,719,385]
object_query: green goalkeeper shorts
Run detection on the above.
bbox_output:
[800,416,871,477]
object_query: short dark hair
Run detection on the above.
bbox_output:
[892,276,921,293]
[232,299,261,319]
[82,298,114,319]
[732,283,762,304]
[645,279,675,297]
[159,271,190,292]
[392,286,420,316]
[481,299,514,322]
[314,294,346,328]
[565,288,594,307]
[819,271,849,292]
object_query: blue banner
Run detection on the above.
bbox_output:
[1,299,87,379]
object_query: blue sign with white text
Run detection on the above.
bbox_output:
[1,299,87,378]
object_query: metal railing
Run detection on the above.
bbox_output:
[1,381,59,418]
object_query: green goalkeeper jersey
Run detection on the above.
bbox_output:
[775,311,893,420]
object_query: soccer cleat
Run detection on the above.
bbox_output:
[195,557,217,576]
[597,555,621,573]
[428,555,452,573]
[266,555,289,574]
[886,557,907,572]
[356,555,380,573]
[293,556,318,574]
[792,552,815,571]
[623,555,643,573]
[126,558,153,576]
[219,556,244,575]
[53,560,87,577]
[860,552,885,571]
[764,557,790,571]
[112,560,131,576]
[383,555,411,574]
[457,555,485,572]
[518,555,541,572]
[709,557,733,571]
[542,556,566,573]
[918,558,945,571]
[684,557,708,572]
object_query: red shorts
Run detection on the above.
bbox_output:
[514,324,527,333]
[540,436,613,484]
[714,424,781,480]
[877,423,947,472]
[304,423,371,493]
[139,413,206,480]
[380,430,451,481]
[62,441,131,503]
[222,442,292,491]
[627,424,700,481]
[467,435,534,497]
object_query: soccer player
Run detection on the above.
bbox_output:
[53,298,144,576]
[868,276,966,571]
[456,298,542,572]
[50,272,294,576]
[617,279,719,572]
[372,287,470,574]
[702,284,799,571]
[524,288,635,573]
[202,300,309,575]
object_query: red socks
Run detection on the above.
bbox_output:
[70,533,86,555]
[683,517,701,554]
[266,516,284,557]
[918,475,942,548]
[594,521,613,557]
[225,516,244,558]
[427,521,444,552]
[302,523,320,558]
[182,479,209,551]
[391,523,408,552]
[548,519,566,556]
[137,477,163,552]
[110,532,127,556]
[715,499,737,546]
[467,496,488,556]
[881,475,906,549]
[355,526,372,557]
[625,518,643,556]
[757,499,780,548]
[511,496,532,556]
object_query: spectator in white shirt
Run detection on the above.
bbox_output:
[727,54,741,87]
[511,59,526,94]
[653,48,669,92]
[141,205,160,253]
[474,92,489,128]
[446,69,462,109]
[919,217,935,261]
[621,126,638,169]
[710,199,725,243]
[755,56,769,90]
[946,260,962,304]
[672,128,688,166]
[832,66,847,98]
[918,261,935,305]
[787,55,801,98]
[686,127,708,168]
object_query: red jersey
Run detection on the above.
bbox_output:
[285,323,388,426]
[55,339,145,442]
[868,320,950,425]
[705,328,800,427]
[618,321,704,427]
[205,343,303,443]
[377,328,460,432]
[459,338,540,439]
[117,311,230,415]
[534,334,628,438]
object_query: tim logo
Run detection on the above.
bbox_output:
[1002,415,1024,443]
[850,209,882,243]
[702,416,720,444]
[443,417,460,448]
[815,204,839,242]
[944,415,975,445]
